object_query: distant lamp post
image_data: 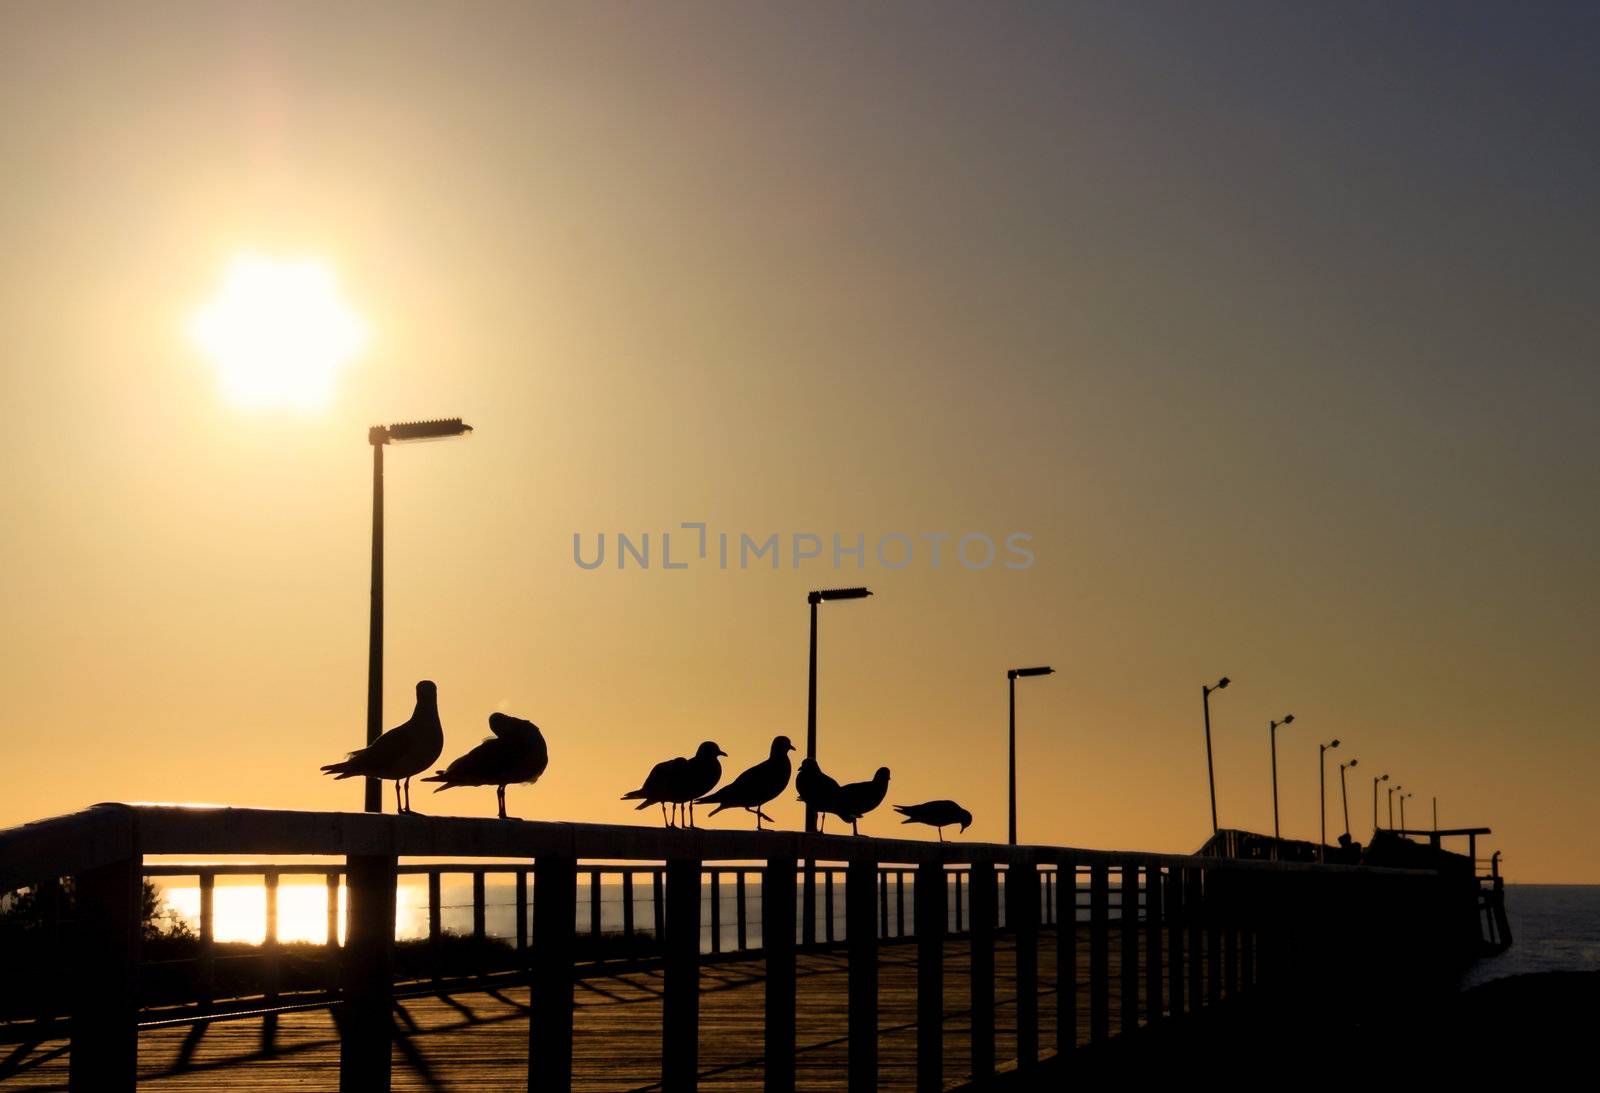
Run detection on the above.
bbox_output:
[802,586,872,945]
[1387,783,1403,830]
[1372,773,1389,834]
[1007,666,1055,845]
[1318,738,1341,860]
[1433,796,1439,832]
[1400,792,1413,831]
[1339,759,1359,840]
[1269,714,1295,842]
[1201,676,1231,835]
[365,418,473,813]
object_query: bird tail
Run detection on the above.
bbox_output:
[621,789,647,801]
[321,761,355,779]
[419,770,448,784]
[633,799,652,811]
[892,805,911,815]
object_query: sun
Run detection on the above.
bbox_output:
[190,254,367,409]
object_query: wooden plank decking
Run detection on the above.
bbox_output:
[0,933,1158,1092]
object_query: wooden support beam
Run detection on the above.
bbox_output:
[1120,863,1138,1035]
[428,870,443,984]
[1057,859,1077,1053]
[515,870,529,958]
[915,862,945,1093]
[622,871,635,942]
[662,858,701,1092]
[589,870,602,941]
[847,858,879,1092]
[1166,867,1183,1018]
[763,857,797,1093]
[1145,865,1163,1021]
[710,871,722,954]
[339,854,396,1093]
[264,870,281,1002]
[1185,865,1203,1014]
[735,872,748,951]
[1009,862,1039,1071]
[529,853,576,1093]
[653,870,665,942]
[968,862,997,1079]
[199,871,216,1003]
[69,853,141,1093]
[1088,861,1109,1043]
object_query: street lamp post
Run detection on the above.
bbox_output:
[801,586,872,945]
[1269,714,1295,843]
[1201,676,1231,835]
[1339,759,1358,840]
[1319,738,1341,860]
[365,418,473,813]
[1372,773,1389,835]
[1400,792,1412,831]
[1388,784,1402,829]
[1007,666,1055,845]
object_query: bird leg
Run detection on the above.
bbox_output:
[688,801,696,828]
[394,781,404,814]
[403,778,412,813]
[938,827,945,843]
[497,785,507,820]
[851,819,860,837]
[660,801,670,827]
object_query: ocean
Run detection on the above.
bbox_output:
[1459,884,1600,989]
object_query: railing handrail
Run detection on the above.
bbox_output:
[1,803,1435,894]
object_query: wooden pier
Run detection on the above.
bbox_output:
[0,805,1471,1091]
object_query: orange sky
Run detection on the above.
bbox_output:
[2,4,1596,881]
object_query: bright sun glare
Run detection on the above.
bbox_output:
[190,254,367,409]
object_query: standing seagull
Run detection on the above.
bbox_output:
[834,767,891,836]
[622,741,726,827]
[795,757,848,834]
[420,712,549,819]
[696,736,796,829]
[893,800,972,842]
[320,680,444,814]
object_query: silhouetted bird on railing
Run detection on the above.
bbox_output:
[894,800,972,842]
[320,680,443,814]
[622,741,726,827]
[696,735,795,829]
[796,757,850,834]
[833,767,891,835]
[420,712,548,819]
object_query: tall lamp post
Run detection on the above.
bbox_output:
[365,418,473,812]
[1269,713,1295,842]
[802,586,872,945]
[1201,676,1231,835]
[1007,666,1055,845]
[1388,784,1402,829]
[1372,773,1389,835]
[1400,792,1412,831]
[1318,738,1341,860]
[1339,759,1358,840]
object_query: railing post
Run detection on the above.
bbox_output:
[1088,860,1109,1043]
[69,853,141,1093]
[736,871,748,951]
[915,861,945,1093]
[199,871,216,1004]
[1222,868,1238,998]
[1120,862,1138,1035]
[847,857,879,1091]
[1145,864,1163,1021]
[1166,866,1183,1018]
[475,868,488,942]
[763,857,797,1093]
[1009,860,1039,1071]
[896,871,906,937]
[589,870,602,942]
[662,857,701,1092]
[327,871,342,949]
[825,869,836,943]
[1185,864,1203,1014]
[339,853,396,1093]
[1205,866,1221,1006]
[264,870,281,1002]
[1057,857,1077,1053]
[515,870,529,961]
[954,871,964,934]
[529,853,576,1093]
[653,870,666,943]
[968,861,997,1080]
[710,871,722,954]
[623,871,636,944]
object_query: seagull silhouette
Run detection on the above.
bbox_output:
[893,800,972,842]
[420,712,548,818]
[320,680,443,814]
[696,735,795,829]
[622,741,726,827]
[795,757,850,834]
[834,767,891,836]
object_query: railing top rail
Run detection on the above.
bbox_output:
[1,803,1436,890]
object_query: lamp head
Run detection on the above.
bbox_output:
[1216,676,1230,690]
[1330,739,1341,749]
[810,586,872,604]
[1010,665,1054,679]
[379,417,473,443]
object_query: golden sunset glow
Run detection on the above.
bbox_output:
[189,254,366,409]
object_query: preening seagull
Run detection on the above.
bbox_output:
[320,680,444,814]
[893,800,972,842]
[833,767,891,836]
[420,712,549,818]
[696,735,795,829]
[622,741,726,827]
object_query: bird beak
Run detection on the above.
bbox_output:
[786,743,795,752]
[717,749,728,757]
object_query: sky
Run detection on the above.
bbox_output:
[1,2,1596,881]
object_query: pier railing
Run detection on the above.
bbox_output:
[0,804,1457,1092]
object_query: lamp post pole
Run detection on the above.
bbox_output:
[1269,714,1295,843]
[1319,739,1341,861]
[1339,759,1357,840]
[363,418,473,813]
[1372,773,1389,835]
[1388,784,1402,829]
[1201,677,1231,836]
[1007,666,1055,845]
